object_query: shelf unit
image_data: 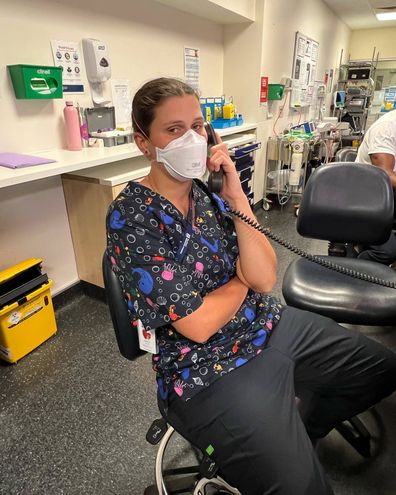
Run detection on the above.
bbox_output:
[0,123,258,189]
[334,54,378,138]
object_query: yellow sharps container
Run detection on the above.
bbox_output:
[0,258,57,363]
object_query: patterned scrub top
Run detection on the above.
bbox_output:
[106,180,283,401]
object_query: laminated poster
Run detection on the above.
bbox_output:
[184,47,200,91]
[291,32,319,108]
[111,79,132,127]
[51,40,84,93]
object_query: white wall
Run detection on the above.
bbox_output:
[0,0,224,293]
[349,27,396,61]
[212,0,256,20]
[224,0,351,201]
[155,0,256,23]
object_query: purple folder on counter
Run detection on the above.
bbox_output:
[0,153,57,169]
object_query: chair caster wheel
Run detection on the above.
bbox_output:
[263,199,272,211]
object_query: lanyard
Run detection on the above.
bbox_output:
[175,192,194,263]
[174,181,227,264]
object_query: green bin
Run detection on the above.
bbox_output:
[7,64,63,99]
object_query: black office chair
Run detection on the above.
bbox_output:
[102,254,240,495]
[282,162,396,325]
[336,149,396,234]
[281,163,396,457]
[335,147,358,163]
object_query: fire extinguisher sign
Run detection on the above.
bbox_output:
[260,76,268,104]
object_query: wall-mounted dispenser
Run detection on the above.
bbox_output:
[7,64,63,99]
[82,38,111,105]
[268,84,285,101]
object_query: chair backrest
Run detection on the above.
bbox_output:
[335,147,357,162]
[102,252,143,360]
[297,162,394,244]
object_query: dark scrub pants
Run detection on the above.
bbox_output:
[358,194,396,265]
[357,231,396,265]
[158,306,396,495]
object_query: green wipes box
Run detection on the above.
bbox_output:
[8,64,63,99]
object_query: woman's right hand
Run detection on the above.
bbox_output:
[207,134,245,202]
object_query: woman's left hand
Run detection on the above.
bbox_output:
[207,133,245,202]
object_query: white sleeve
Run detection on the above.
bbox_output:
[367,122,396,158]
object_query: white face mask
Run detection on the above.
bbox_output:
[155,129,207,182]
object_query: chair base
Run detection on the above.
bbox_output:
[149,423,241,495]
[144,471,199,495]
[144,477,240,495]
[335,416,371,458]
[146,415,371,494]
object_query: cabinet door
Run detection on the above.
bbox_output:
[62,177,147,287]
[112,183,128,199]
[62,178,126,287]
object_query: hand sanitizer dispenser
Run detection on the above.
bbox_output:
[82,38,111,82]
[82,38,111,104]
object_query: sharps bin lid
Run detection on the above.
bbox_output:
[0,258,48,309]
[0,258,42,285]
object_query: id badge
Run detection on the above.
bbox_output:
[137,319,158,354]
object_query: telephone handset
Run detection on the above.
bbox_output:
[202,121,396,290]
[205,122,224,193]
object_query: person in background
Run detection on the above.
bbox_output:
[107,77,396,495]
[356,108,396,264]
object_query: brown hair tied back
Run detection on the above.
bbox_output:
[132,77,200,138]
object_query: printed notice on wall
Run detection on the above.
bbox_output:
[184,47,200,90]
[111,79,132,127]
[51,40,84,93]
[291,32,319,108]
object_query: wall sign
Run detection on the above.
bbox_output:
[51,39,84,94]
[260,76,268,104]
[184,47,200,91]
[291,32,319,108]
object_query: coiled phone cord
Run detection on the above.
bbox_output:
[224,201,396,290]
